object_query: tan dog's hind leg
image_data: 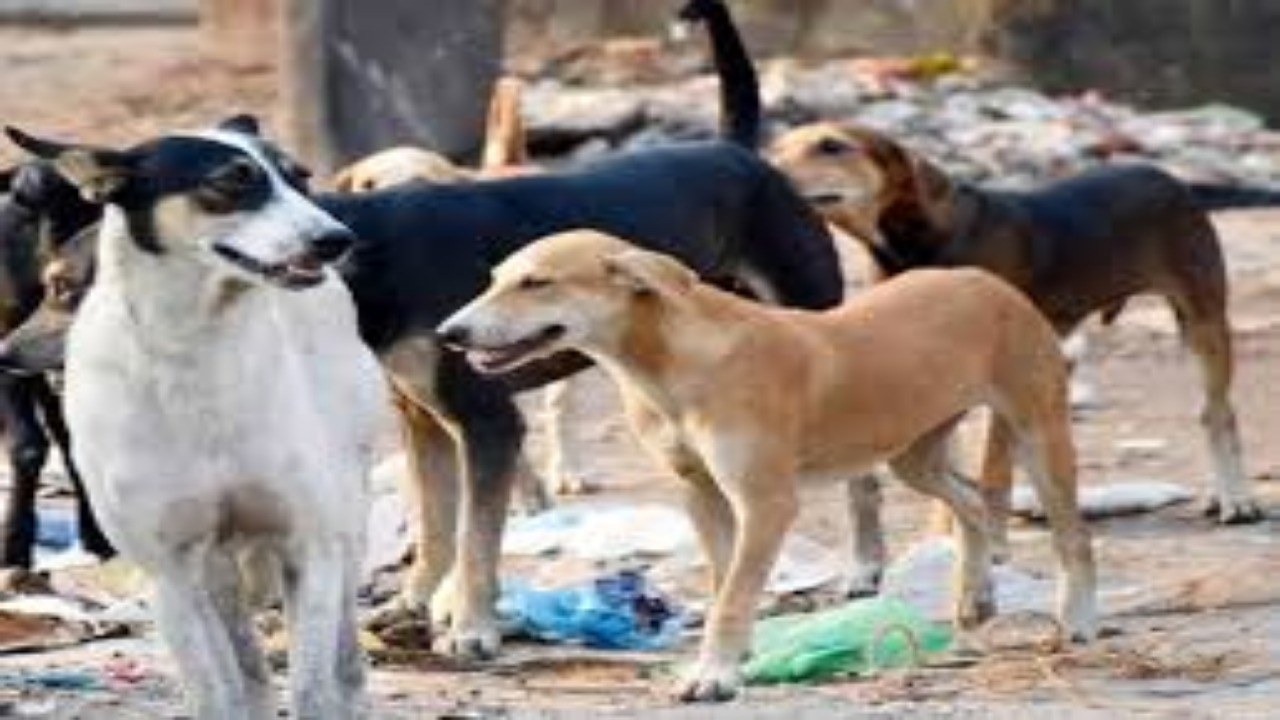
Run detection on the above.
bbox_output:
[978,416,1015,560]
[1010,418,1098,641]
[1177,307,1261,523]
[843,474,886,597]
[996,345,1098,640]
[889,425,995,630]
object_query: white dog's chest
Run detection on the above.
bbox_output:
[65,279,382,555]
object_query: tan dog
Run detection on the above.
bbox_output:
[438,230,1098,702]
[771,121,1260,525]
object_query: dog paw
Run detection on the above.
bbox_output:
[433,623,501,661]
[1201,494,1265,524]
[676,663,742,703]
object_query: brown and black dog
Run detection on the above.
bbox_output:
[771,122,1261,525]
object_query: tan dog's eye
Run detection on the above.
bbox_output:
[517,276,552,291]
[816,137,853,156]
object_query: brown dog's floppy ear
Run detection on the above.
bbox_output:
[218,114,261,136]
[5,127,135,204]
[853,128,953,238]
[604,249,697,299]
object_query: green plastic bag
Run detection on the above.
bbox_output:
[744,597,951,685]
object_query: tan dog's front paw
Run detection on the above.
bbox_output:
[676,662,742,703]
[432,622,501,661]
[1202,494,1265,524]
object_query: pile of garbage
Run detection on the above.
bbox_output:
[522,51,1280,190]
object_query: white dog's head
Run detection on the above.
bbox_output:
[438,229,697,374]
[6,115,352,290]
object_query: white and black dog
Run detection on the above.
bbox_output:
[6,117,384,720]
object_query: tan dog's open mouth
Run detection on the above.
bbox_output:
[464,325,565,374]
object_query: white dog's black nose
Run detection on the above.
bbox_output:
[307,228,356,262]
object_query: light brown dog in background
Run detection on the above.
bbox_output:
[438,229,1098,703]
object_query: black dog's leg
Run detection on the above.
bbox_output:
[0,378,48,569]
[432,353,523,660]
[34,377,114,557]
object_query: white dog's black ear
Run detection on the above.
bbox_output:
[218,114,261,136]
[603,249,697,298]
[5,127,135,204]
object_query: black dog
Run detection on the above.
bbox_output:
[0,161,112,574]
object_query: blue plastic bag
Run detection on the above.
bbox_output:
[500,570,682,650]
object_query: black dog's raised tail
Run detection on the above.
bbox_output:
[680,0,761,148]
[1187,182,1280,211]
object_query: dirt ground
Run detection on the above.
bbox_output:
[1,24,1279,720]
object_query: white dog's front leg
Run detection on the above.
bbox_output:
[286,540,366,720]
[153,553,272,720]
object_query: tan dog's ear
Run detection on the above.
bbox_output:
[603,249,697,298]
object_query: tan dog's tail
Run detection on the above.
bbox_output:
[481,77,528,171]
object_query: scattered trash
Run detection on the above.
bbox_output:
[499,570,682,650]
[744,597,951,684]
[524,58,1280,192]
[504,503,696,560]
[35,508,77,551]
[880,537,1055,622]
[1114,437,1170,461]
[507,504,840,596]
[102,655,150,685]
[0,668,103,691]
[1011,480,1192,520]
[765,534,842,596]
